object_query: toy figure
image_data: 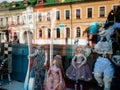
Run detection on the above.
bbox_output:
[66,46,92,90]
[23,31,47,90]
[93,25,115,90]
[88,22,99,48]
[28,46,47,90]
[44,55,66,90]
[93,38,114,90]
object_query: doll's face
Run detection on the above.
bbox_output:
[77,47,82,53]
[53,59,57,65]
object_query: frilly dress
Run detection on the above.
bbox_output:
[66,54,93,81]
[44,66,66,90]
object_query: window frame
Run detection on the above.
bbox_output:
[65,9,71,20]
[98,5,106,17]
[75,8,82,19]
[86,7,93,18]
[76,27,81,38]
[56,10,61,20]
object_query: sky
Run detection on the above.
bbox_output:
[0,0,22,2]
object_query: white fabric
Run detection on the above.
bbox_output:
[94,57,114,78]
[94,41,112,55]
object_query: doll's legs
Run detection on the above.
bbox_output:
[103,63,114,90]
[103,77,112,90]
[94,73,103,87]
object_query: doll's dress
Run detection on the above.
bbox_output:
[66,54,93,81]
[44,66,66,90]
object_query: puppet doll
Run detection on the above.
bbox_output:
[28,46,47,90]
[44,55,66,90]
[66,46,92,90]
[93,25,115,90]
[93,39,114,90]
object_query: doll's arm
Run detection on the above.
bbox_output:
[47,68,51,78]
[28,49,38,58]
[44,52,48,66]
[71,56,77,69]
[78,55,87,68]
[59,69,63,83]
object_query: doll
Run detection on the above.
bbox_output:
[44,55,66,90]
[28,45,47,90]
[93,35,114,90]
[66,46,92,90]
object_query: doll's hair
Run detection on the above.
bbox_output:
[54,55,65,77]
[74,46,85,55]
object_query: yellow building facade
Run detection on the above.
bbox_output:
[34,0,119,45]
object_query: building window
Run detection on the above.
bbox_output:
[38,13,42,21]
[66,27,70,38]
[47,12,50,21]
[65,10,70,20]
[23,15,26,24]
[37,0,44,4]
[1,33,5,40]
[76,27,81,37]
[57,28,60,38]
[99,6,105,17]
[6,17,8,25]
[113,5,119,11]
[39,29,42,38]
[76,9,81,19]
[48,28,51,38]
[17,16,20,24]
[56,11,60,20]
[0,18,3,26]
[29,15,32,24]
[87,8,92,18]
[12,15,15,25]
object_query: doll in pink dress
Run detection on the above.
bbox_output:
[44,55,66,90]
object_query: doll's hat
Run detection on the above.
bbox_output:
[54,55,62,60]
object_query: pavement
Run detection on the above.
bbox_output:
[0,80,74,90]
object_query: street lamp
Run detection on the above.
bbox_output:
[50,8,56,67]
[24,6,33,90]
